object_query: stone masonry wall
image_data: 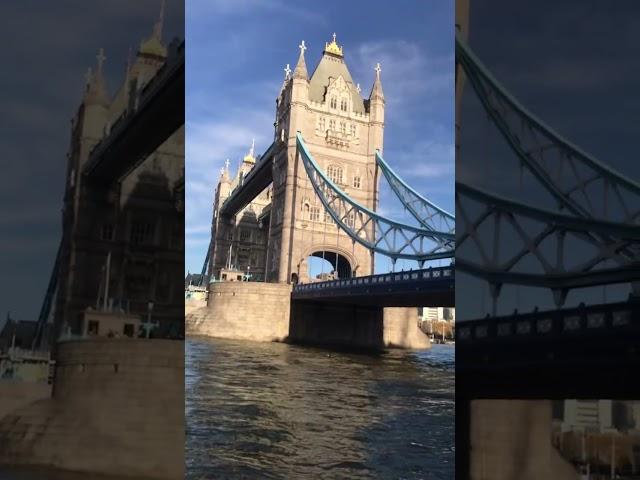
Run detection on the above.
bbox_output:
[383,307,431,349]
[0,338,184,479]
[186,282,292,342]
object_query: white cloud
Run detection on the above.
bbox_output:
[349,39,453,111]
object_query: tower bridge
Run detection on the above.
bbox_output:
[188,34,454,350]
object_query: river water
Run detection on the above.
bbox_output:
[186,337,455,479]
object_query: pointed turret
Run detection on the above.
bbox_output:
[139,0,167,59]
[293,40,308,80]
[83,48,109,106]
[369,62,384,102]
[368,62,385,155]
[221,158,231,183]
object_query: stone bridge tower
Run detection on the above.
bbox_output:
[267,34,385,283]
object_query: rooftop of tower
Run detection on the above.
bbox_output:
[308,34,365,114]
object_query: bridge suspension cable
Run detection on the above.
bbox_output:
[456,32,640,225]
[456,33,640,308]
[375,151,455,235]
[297,133,454,264]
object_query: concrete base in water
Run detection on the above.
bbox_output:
[470,400,578,479]
[187,282,292,342]
[0,338,184,479]
[187,282,429,350]
[0,383,52,422]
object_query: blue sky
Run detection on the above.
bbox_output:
[185,0,455,275]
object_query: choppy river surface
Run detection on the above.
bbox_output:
[186,337,454,479]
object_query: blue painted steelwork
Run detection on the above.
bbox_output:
[32,241,62,349]
[456,32,640,305]
[375,151,455,235]
[456,32,640,225]
[297,133,454,263]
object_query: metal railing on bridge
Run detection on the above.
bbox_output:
[292,266,454,302]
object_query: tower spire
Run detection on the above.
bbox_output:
[154,0,165,40]
[370,62,384,101]
[139,0,167,58]
[293,40,308,80]
[83,48,108,105]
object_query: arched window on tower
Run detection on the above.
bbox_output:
[330,97,337,109]
[350,124,356,136]
[340,99,347,112]
[340,122,346,134]
[319,117,326,131]
[329,119,336,131]
[353,175,361,189]
[303,203,310,219]
[327,165,343,185]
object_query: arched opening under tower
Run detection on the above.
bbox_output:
[306,251,352,281]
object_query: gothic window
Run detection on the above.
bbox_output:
[240,230,250,242]
[324,211,334,224]
[353,176,361,189]
[340,122,346,134]
[304,203,310,219]
[350,124,356,136]
[340,99,347,111]
[310,206,320,222]
[319,117,326,131]
[330,97,337,109]
[327,165,343,185]
[227,231,233,241]
[130,221,154,245]
[329,119,336,131]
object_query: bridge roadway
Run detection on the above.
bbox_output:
[456,298,640,398]
[83,40,185,184]
[291,266,454,307]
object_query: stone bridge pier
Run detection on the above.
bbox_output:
[186,282,429,350]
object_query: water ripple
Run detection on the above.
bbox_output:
[186,338,454,479]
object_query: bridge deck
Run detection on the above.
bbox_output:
[292,267,454,307]
[83,42,185,184]
[457,300,640,398]
[219,142,278,218]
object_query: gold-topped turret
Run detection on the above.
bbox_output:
[243,139,256,164]
[324,33,343,57]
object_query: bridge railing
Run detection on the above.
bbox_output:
[293,266,454,293]
[456,299,638,343]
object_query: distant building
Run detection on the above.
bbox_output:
[0,318,38,352]
[185,273,208,289]
[561,400,615,433]
[421,307,455,323]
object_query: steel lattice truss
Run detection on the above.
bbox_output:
[456,33,640,301]
[457,33,640,226]
[456,183,640,306]
[376,152,455,239]
[297,133,454,263]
